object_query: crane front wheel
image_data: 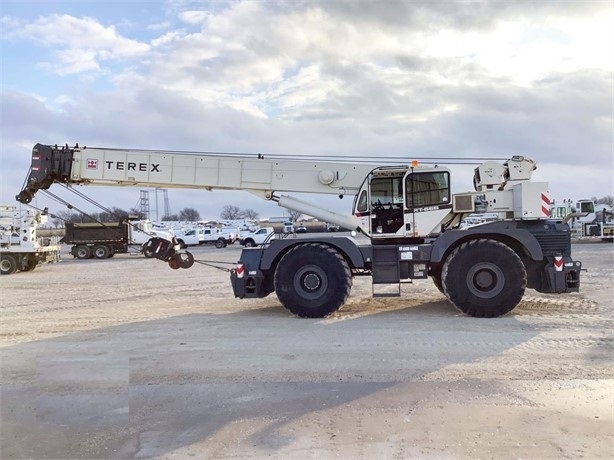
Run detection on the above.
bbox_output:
[274,243,351,318]
[442,239,526,318]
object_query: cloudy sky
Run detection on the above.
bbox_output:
[1,0,612,221]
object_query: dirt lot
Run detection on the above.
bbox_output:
[1,241,612,459]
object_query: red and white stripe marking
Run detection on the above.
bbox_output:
[541,193,551,217]
[554,256,564,271]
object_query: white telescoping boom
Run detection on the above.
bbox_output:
[17,143,581,318]
[18,144,545,238]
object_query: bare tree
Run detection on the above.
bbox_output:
[242,208,259,220]
[93,207,129,222]
[220,205,243,220]
[178,207,201,221]
[129,208,147,220]
[285,209,302,222]
[50,216,62,229]
[593,196,614,207]
[55,210,81,223]
[50,211,70,228]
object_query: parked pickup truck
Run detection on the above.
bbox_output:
[174,228,204,248]
[238,227,274,247]
[174,227,239,248]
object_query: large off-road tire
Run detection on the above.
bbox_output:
[429,265,444,294]
[274,243,352,318]
[0,254,18,275]
[93,245,111,259]
[442,239,526,318]
[20,254,37,272]
[75,245,91,259]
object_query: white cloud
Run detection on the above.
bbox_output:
[178,10,210,25]
[1,1,612,218]
[3,14,150,75]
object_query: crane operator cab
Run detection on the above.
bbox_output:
[353,165,452,240]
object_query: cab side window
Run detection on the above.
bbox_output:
[357,190,368,213]
[406,171,450,209]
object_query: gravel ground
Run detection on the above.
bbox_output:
[1,241,612,459]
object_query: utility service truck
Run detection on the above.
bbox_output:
[550,199,614,242]
[62,219,174,259]
[174,227,234,248]
[239,227,275,247]
[17,143,582,317]
[0,205,61,275]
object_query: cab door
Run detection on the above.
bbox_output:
[403,169,452,237]
[353,170,406,237]
[353,178,372,236]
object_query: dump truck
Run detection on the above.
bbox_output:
[61,219,174,259]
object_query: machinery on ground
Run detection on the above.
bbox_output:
[0,205,61,275]
[61,219,174,259]
[551,199,614,242]
[17,143,582,317]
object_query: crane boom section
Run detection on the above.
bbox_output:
[18,144,382,204]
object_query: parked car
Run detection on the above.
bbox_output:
[296,225,307,233]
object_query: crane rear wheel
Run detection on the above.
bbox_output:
[274,243,351,318]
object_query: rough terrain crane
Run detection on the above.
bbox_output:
[17,143,582,317]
